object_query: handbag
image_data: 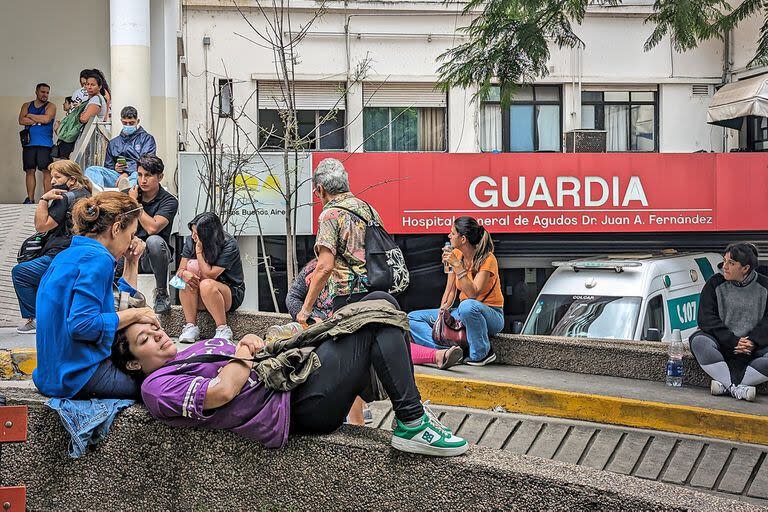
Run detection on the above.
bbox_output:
[431,277,497,350]
[16,232,51,263]
[19,127,30,147]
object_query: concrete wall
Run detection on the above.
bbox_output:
[2,387,753,512]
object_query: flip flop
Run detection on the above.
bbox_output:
[438,345,463,370]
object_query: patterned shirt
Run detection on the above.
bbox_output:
[315,192,382,299]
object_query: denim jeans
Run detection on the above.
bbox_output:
[74,358,139,400]
[408,300,505,361]
[84,166,137,189]
[12,254,54,318]
[46,397,135,458]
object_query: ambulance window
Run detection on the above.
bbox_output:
[642,295,664,340]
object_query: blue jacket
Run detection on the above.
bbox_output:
[104,126,156,173]
[33,236,135,398]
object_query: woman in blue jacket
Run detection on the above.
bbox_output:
[33,191,160,399]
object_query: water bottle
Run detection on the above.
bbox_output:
[666,329,684,387]
[265,322,304,343]
[443,242,452,274]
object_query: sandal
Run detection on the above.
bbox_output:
[438,345,463,370]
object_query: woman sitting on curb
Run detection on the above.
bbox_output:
[408,216,505,366]
[111,292,469,457]
[690,243,768,402]
[176,212,245,344]
[33,192,160,399]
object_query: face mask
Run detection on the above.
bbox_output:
[121,125,138,136]
[52,183,69,191]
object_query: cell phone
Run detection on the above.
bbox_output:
[117,157,127,165]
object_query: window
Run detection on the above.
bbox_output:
[581,90,657,151]
[218,79,233,118]
[362,83,447,152]
[480,85,562,152]
[641,295,665,341]
[258,109,345,151]
[363,107,445,151]
[746,116,768,151]
[257,81,346,151]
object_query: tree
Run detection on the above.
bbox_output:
[437,0,768,101]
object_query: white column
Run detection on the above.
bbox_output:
[110,0,152,136]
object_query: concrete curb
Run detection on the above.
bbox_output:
[1,386,757,512]
[415,373,768,446]
[0,348,35,379]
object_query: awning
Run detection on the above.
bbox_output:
[707,73,768,129]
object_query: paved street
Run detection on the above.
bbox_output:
[369,402,768,507]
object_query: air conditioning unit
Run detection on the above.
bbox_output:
[565,130,607,152]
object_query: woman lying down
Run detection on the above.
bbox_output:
[111,293,468,457]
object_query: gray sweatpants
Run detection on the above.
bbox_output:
[690,332,768,387]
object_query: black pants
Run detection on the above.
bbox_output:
[290,292,423,434]
[115,235,172,293]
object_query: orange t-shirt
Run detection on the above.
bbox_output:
[454,249,504,308]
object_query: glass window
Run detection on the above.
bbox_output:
[523,294,642,340]
[604,91,630,102]
[509,105,534,151]
[536,105,560,151]
[581,105,596,129]
[641,295,665,340]
[631,104,655,151]
[535,86,559,101]
[481,85,561,152]
[259,109,345,151]
[582,90,657,151]
[363,107,389,151]
[218,79,233,118]
[363,107,445,152]
[392,107,418,151]
[318,110,345,150]
[511,86,534,101]
[480,104,503,151]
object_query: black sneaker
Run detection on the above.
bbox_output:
[22,197,33,204]
[154,289,171,314]
[465,348,497,367]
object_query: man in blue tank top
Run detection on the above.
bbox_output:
[18,83,56,204]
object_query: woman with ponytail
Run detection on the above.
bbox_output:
[33,192,161,399]
[408,216,504,366]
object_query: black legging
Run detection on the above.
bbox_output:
[290,292,423,434]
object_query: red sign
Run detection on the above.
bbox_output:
[313,153,768,235]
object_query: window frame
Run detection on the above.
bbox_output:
[218,79,234,118]
[362,106,447,152]
[640,293,666,340]
[581,90,659,152]
[257,108,346,151]
[746,115,768,151]
[480,85,563,153]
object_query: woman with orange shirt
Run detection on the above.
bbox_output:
[408,216,504,366]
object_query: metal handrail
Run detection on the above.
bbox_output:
[71,119,111,170]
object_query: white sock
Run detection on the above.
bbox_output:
[740,366,768,387]
[702,362,732,387]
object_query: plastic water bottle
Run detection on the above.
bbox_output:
[265,322,304,343]
[443,242,452,274]
[666,329,684,387]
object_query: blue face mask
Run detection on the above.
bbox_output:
[121,125,138,136]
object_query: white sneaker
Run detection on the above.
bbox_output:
[710,380,730,396]
[178,323,200,344]
[214,324,233,343]
[16,318,36,334]
[731,384,756,402]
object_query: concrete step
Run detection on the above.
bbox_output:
[367,401,768,507]
[413,364,768,446]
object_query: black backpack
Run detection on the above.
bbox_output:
[333,202,410,296]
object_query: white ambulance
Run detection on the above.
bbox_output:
[520,251,722,342]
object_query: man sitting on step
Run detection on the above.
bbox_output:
[123,154,178,314]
